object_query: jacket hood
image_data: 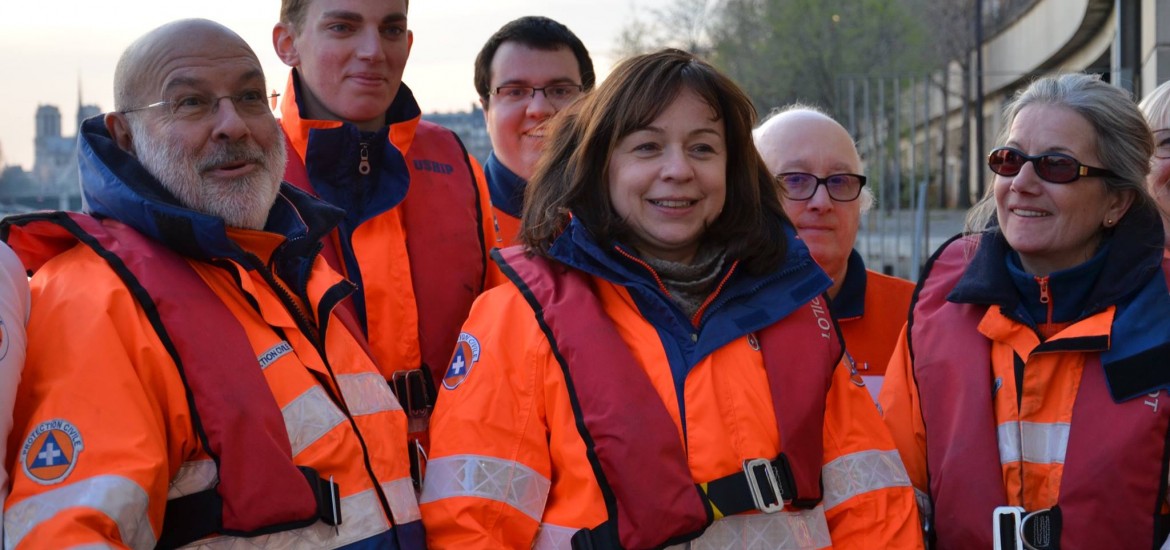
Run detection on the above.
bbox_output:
[78,115,344,265]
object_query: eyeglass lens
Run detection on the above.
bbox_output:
[1155,130,1170,159]
[779,173,863,201]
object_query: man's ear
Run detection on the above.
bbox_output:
[273,22,300,67]
[105,113,136,157]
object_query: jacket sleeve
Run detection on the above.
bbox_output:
[877,323,933,534]
[821,353,925,550]
[467,154,506,291]
[0,241,30,541]
[420,285,552,549]
[4,246,191,549]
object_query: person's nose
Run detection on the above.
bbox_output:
[525,89,556,120]
[355,28,386,62]
[805,182,835,211]
[660,148,695,182]
[1008,160,1044,194]
[210,98,251,142]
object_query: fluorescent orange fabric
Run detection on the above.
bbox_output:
[883,303,1118,510]
[278,75,502,383]
[421,278,923,549]
[3,228,417,548]
[838,269,913,377]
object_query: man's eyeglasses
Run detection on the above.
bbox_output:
[491,85,584,107]
[776,172,867,202]
[121,91,280,121]
[1154,129,1170,159]
[987,146,1117,184]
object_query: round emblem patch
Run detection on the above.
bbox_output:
[443,332,481,390]
[21,419,84,485]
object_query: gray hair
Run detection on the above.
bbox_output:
[966,73,1155,232]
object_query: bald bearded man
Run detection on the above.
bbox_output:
[1,19,423,549]
[755,106,914,400]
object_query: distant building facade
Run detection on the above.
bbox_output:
[0,96,98,213]
[424,105,492,164]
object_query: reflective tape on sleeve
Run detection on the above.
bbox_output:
[420,454,551,522]
[167,459,217,499]
[336,373,403,417]
[532,523,578,549]
[677,507,832,550]
[282,385,347,457]
[4,475,155,549]
[177,488,391,548]
[382,477,422,525]
[821,449,912,510]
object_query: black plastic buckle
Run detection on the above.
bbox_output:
[994,506,1056,550]
[299,466,342,527]
[391,368,434,418]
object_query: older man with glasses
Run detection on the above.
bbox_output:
[754,105,914,400]
[0,19,423,548]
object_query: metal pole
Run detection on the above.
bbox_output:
[975,0,986,199]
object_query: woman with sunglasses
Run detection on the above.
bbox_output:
[1140,80,1170,251]
[880,73,1170,549]
[420,49,923,548]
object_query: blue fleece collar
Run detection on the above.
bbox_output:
[830,250,868,320]
[484,152,526,219]
[78,116,343,275]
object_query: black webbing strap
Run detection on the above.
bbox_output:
[703,454,799,518]
[157,466,342,549]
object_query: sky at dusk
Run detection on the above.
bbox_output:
[0,0,669,170]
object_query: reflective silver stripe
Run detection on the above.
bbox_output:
[336,373,402,417]
[382,477,422,525]
[997,421,1070,465]
[420,454,550,522]
[914,487,933,536]
[821,449,912,510]
[179,488,391,549]
[672,506,832,550]
[4,475,155,549]
[532,523,578,549]
[283,385,347,457]
[168,459,217,499]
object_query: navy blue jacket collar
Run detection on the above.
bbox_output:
[484,152,526,219]
[949,206,1163,321]
[78,116,344,271]
[547,216,831,342]
[830,249,868,320]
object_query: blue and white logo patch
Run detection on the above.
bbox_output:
[21,419,84,485]
[443,332,481,390]
[258,341,293,370]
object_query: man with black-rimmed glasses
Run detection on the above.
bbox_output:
[474,16,595,244]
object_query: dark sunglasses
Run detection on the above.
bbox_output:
[987,146,1117,184]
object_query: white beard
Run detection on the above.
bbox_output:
[129,117,285,230]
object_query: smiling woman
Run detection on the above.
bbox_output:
[880,73,1170,549]
[420,49,924,548]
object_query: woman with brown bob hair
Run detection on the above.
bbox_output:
[420,49,922,549]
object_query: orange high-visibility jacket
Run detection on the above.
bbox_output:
[279,71,501,389]
[482,152,523,247]
[881,222,1170,548]
[833,251,914,381]
[1,119,421,549]
[421,219,923,549]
